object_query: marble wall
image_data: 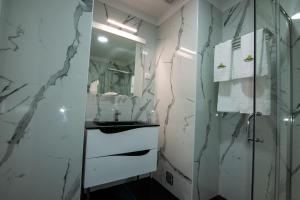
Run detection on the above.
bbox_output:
[153,0,198,199]
[193,0,222,199]
[85,1,157,122]
[0,0,92,199]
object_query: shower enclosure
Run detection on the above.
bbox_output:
[241,0,298,199]
[254,0,299,199]
[196,0,300,199]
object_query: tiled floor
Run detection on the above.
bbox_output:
[87,178,179,200]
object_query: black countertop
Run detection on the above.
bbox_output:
[85,121,160,134]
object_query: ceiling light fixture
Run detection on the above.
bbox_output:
[97,36,108,43]
[93,22,146,44]
[292,12,300,20]
[107,18,137,33]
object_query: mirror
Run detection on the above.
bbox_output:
[88,27,144,97]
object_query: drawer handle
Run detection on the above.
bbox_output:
[87,150,152,159]
[112,150,151,157]
[98,126,141,134]
[98,125,159,134]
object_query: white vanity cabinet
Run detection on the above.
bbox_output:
[83,123,159,189]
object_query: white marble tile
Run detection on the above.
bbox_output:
[0,0,92,199]
[153,0,198,199]
[193,0,223,199]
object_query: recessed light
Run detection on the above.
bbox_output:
[97,36,108,43]
[59,107,66,113]
[292,12,300,20]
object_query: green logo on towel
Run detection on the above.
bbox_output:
[244,55,254,62]
[218,63,226,69]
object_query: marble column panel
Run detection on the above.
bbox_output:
[154,0,198,199]
[193,0,222,199]
[0,0,93,199]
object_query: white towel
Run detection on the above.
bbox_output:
[238,77,271,115]
[217,80,240,113]
[232,29,270,79]
[231,48,242,80]
[257,29,271,77]
[217,77,271,115]
[214,40,232,82]
[233,32,254,79]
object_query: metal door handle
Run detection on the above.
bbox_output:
[247,112,264,143]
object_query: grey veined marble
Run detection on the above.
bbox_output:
[0,0,92,168]
[0,0,93,199]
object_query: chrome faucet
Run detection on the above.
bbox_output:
[114,109,121,122]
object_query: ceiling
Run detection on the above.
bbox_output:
[97,0,189,25]
[90,28,136,66]
[117,0,180,20]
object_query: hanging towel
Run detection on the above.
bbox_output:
[217,77,271,115]
[217,80,240,113]
[232,32,254,79]
[257,29,271,77]
[231,48,242,80]
[217,48,242,112]
[238,77,271,115]
[214,40,232,82]
[255,77,271,115]
[232,29,271,79]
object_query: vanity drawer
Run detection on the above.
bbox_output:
[86,127,158,158]
[84,149,157,188]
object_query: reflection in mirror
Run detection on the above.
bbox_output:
[88,27,142,97]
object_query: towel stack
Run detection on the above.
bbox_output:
[214,29,271,115]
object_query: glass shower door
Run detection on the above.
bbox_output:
[253,0,293,199]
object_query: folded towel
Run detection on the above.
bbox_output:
[214,40,232,82]
[217,80,240,113]
[257,29,271,77]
